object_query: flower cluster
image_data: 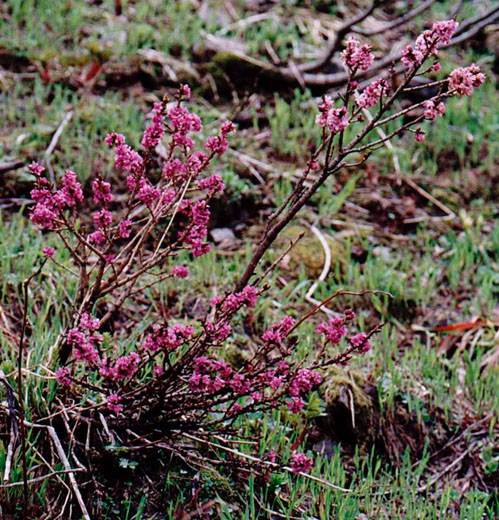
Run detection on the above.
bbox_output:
[290,452,314,473]
[349,332,372,354]
[315,311,370,354]
[205,121,236,156]
[402,19,458,68]
[141,102,166,149]
[66,325,101,365]
[316,97,349,133]
[286,369,322,412]
[316,317,347,344]
[188,357,235,393]
[355,79,388,109]
[449,64,486,97]
[341,38,374,71]
[29,165,84,229]
[219,286,259,312]
[261,316,296,346]
[423,100,446,120]
[142,323,195,352]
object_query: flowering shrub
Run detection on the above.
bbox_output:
[22,18,485,516]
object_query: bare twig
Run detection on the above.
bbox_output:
[25,420,92,520]
[180,432,354,493]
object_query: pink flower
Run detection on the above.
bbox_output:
[205,321,231,341]
[114,143,144,175]
[228,403,242,415]
[104,133,125,147]
[213,359,233,379]
[107,394,123,414]
[344,308,356,321]
[221,121,236,135]
[143,324,194,352]
[289,369,322,397]
[262,316,296,346]
[56,367,71,386]
[162,158,186,180]
[198,174,225,193]
[118,219,132,239]
[309,159,319,171]
[79,313,100,332]
[449,64,485,97]
[221,286,258,312]
[205,135,228,156]
[287,397,304,413]
[153,365,164,376]
[316,106,349,133]
[432,19,458,45]
[74,342,100,364]
[401,45,423,68]
[167,106,202,134]
[350,332,372,354]
[113,352,140,380]
[93,209,112,229]
[229,373,250,394]
[88,230,106,245]
[67,328,86,347]
[251,391,263,402]
[172,266,189,278]
[415,30,439,58]
[341,38,374,71]
[30,204,58,229]
[191,201,210,226]
[290,452,313,473]
[355,79,388,109]
[414,128,426,142]
[316,317,347,344]
[423,100,446,120]
[141,102,166,149]
[60,170,83,207]
[43,246,55,258]
[173,132,194,150]
[29,162,46,176]
[403,20,458,69]
[136,180,160,206]
[179,84,191,99]
[186,151,208,174]
[92,178,113,205]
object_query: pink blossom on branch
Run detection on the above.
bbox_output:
[402,19,458,68]
[341,38,374,71]
[93,209,112,229]
[172,265,189,278]
[355,79,388,109]
[349,332,372,354]
[290,452,314,473]
[316,106,349,133]
[56,367,71,387]
[414,128,426,142]
[43,246,55,258]
[107,393,123,414]
[118,219,132,239]
[449,64,486,97]
[423,100,446,120]
[316,317,347,344]
[198,174,225,193]
[141,102,166,149]
[92,178,113,205]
